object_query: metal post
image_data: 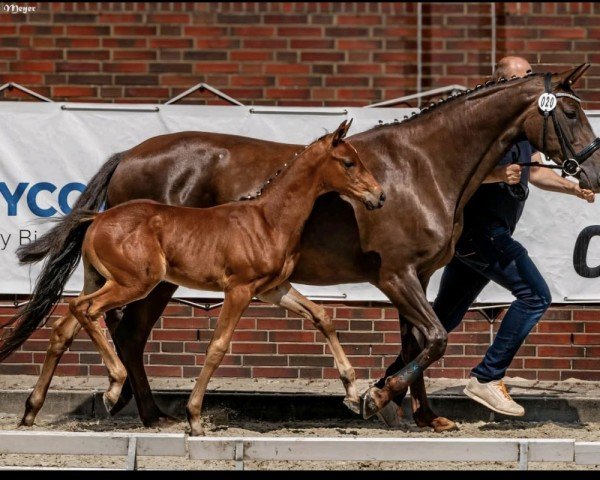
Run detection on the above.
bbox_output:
[490,2,497,75]
[417,2,423,109]
[235,440,245,471]
[518,441,529,470]
[126,436,138,471]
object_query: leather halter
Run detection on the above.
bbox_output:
[539,72,600,177]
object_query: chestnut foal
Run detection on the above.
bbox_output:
[67,120,384,435]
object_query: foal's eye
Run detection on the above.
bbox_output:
[564,110,577,119]
[343,160,356,169]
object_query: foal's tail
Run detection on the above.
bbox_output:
[0,211,96,363]
[16,152,123,265]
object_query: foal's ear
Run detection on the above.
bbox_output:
[332,118,353,146]
[557,63,590,87]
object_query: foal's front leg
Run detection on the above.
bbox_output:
[186,287,252,436]
[258,281,360,414]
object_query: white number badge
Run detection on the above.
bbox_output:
[538,93,557,112]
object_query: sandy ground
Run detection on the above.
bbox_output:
[3,374,600,397]
[1,375,599,469]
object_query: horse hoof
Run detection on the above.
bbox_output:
[375,401,404,428]
[414,410,458,432]
[343,396,361,415]
[189,425,205,437]
[431,417,458,433]
[109,398,127,416]
[18,416,34,427]
[108,391,133,417]
[360,387,381,420]
[102,392,116,413]
[143,414,180,428]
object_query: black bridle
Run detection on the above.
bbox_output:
[506,73,600,201]
[534,73,600,177]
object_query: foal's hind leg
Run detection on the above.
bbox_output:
[19,312,82,427]
[187,287,252,436]
[70,279,155,412]
[258,282,360,414]
[107,282,180,426]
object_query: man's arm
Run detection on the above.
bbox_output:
[529,152,595,203]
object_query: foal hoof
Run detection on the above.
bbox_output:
[102,392,116,413]
[189,424,205,437]
[18,416,34,428]
[108,390,134,417]
[343,396,361,415]
[360,387,382,420]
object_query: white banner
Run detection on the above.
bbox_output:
[0,102,599,304]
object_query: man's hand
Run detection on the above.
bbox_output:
[574,185,595,203]
[501,164,522,185]
[482,164,523,184]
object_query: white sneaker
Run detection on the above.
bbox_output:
[463,377,525,417]
[375,401,404,427]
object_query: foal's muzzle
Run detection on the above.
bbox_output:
[365,191,386,210]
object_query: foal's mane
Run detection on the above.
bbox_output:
[238,130,334,202]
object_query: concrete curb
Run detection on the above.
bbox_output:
[1,389,599,424]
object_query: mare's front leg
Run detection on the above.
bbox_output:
[258,281,360,413]
[397,323,457,432]
[361,270,448,420]
[186,287,252,436]
[107,282,180,426]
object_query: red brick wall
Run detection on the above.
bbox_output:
[1,2,600,108]
[1,298,599,381]
[1,2,600,382]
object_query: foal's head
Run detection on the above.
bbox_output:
[315,119,385,210]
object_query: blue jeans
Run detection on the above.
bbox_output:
[432,225,551,382]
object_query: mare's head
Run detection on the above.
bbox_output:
[520,64,600,192]
[315,119,385,210]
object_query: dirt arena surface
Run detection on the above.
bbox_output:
[1,375,599,469]
[1,409,600,470]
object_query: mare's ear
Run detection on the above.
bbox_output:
[332,118,353,146]
[557,63,590,88]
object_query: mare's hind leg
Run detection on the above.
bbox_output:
[107,282,180,426]
[19,312,82,427]
[258,281,360,414]
[187,287,252,436]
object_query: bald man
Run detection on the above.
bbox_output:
[376,56,594,425]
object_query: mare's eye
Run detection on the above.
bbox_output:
[343,160,356,169]
[564,110,577,119]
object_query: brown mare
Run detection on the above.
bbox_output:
[10,120,384,435]
[4,65,600,431]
